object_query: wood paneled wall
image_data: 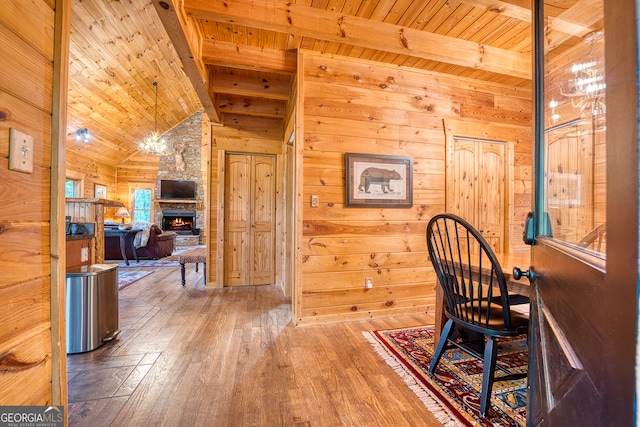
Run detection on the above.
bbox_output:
[0,0,68,407]
[66,150,117,197]
[113,154,160,218]
[66,143,156,223]
[296,50,532,324]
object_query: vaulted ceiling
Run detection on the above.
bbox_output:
[67,0,537,167]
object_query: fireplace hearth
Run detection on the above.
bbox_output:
[162,210,197,235]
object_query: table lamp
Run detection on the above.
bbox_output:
[114,207,130,224]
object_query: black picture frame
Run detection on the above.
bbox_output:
[345,153,413,207]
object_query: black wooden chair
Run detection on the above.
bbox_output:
[426,213,529,417]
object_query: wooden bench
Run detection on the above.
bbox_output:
[178,247,207,286]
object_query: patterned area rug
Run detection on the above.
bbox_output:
[118,270,154,289]
[364,326,527,426]
[115,259,180,268]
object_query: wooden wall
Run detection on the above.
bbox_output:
[296,50,532,324]
[66,142,155,222]
[0,0,68,407]
[66,150,117,196]
[113,153,160,222]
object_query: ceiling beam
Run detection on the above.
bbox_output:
[546,0,603,51]
[202,40,297,74]
[184,0,531,80]
[458,0,531,23]
[152,0,220,123]
[210,74,291,101]
[216,94,286,119]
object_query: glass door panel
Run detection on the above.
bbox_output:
[542,0,606,258]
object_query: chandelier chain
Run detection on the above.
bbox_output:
[139,80,168,155]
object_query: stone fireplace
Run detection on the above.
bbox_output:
[153,111,205,246]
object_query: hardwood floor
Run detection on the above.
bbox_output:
[67,264,441,426]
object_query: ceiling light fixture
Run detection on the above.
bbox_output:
[139,81,168,155]
[75,128,91,143]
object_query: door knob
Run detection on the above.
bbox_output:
[513,266,535,282]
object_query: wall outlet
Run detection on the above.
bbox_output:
[311,195,319,208]
[365,277,373,289]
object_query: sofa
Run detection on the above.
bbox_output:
[104,222,177,260]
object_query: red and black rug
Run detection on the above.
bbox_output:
[364,326,527,426]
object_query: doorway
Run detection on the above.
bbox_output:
[223,153,276,286]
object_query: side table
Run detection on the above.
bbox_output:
[104,228,142,265]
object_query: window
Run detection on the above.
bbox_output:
[65,179,81,197]
[133,189,152,222]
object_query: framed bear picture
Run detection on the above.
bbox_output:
[345,153,413,207]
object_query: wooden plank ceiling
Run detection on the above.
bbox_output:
[66,0,203,167]
[68,0,539,167]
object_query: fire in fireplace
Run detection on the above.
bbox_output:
[162,210,197,235]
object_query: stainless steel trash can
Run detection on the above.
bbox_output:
[66,264,120,354]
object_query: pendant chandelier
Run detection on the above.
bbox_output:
[550,30,606,130]
[139,81,168,155]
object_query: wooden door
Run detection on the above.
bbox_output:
[449,138,506,253]
[545,122,597,245]
[224,154,276,286]
[527,0,636,425]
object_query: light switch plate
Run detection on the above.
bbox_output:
[9,128,34,173]
[311,195,319,208]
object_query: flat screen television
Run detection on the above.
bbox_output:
[160,179,196,200]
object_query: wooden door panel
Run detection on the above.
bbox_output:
[546,127,594,245]
[226,221,249,286]
[224,155,251,285]
[251,156,275,285]
[226,233,248,285]
[226,155,250,221]
[451,140,478,225]
[479,144,504,227]
[253,157,275,221]
[529,243,606,425]
[253,230,274,284]
[478,143,505,253]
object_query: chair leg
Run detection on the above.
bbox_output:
[429,319,455,374]
[480,336,498,417]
